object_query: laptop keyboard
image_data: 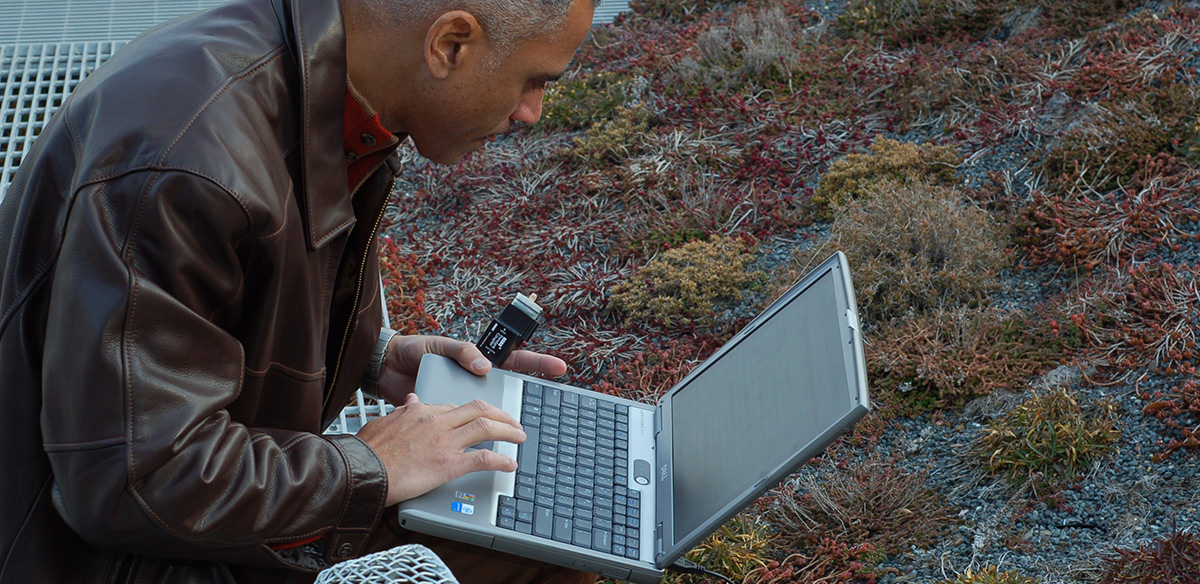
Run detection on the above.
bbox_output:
[496,382,642,560]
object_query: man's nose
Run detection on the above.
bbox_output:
[510,88,545,125]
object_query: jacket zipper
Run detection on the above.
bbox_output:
[323,182,389,411]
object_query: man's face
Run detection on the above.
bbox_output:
[407,0,595,164]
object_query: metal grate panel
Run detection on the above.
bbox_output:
[325,390,397,435]
[0,0,232,44]
[593,0,633,25]
[0,42,123,203]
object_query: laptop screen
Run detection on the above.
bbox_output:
[668,268,857,542]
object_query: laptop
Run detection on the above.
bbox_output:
[398,251,870,583]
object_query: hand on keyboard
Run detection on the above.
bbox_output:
[359,392,527,506]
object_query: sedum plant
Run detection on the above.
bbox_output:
[938,566,1038,584]
[810,137,961,222]
[976,388,1122,489]
[608,236,763,328]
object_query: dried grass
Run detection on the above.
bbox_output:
[769,458,959,554]
[793,180,1009,324]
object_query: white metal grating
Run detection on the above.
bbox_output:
[592,0,633,25]
[0,0,232,44]
[325,390,397,434]
[0,42,123,202]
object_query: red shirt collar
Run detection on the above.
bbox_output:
[343,85,400,195]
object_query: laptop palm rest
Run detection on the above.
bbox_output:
[402,357,521,531]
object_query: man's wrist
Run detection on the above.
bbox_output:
[362,328,400,396]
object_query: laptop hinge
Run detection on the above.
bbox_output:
[656,523,664,558]
[654,404,663,437]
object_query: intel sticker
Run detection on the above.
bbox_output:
[451,501,475,515]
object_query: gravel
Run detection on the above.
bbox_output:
[863,373,1200,583]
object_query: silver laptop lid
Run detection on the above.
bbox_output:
[653,251,870,566]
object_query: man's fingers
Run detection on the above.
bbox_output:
[414,337,486,373]
[441,448,516,479]
[502,349,568,377]
[463,448,519,474]
[441,398,506,424]
[434,450,519,484]
[393,334,568,378]
[391,335,486,374]
[401,394,458,417]
[454,414,527,447]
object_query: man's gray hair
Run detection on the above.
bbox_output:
[365,0,585,63]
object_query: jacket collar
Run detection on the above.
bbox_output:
[277,0,355,250]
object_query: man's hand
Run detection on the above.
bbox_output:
[376,335,567,405]
[358,393,525,506]
[364,334,567,506]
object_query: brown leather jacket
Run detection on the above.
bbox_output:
[0,0,397,581]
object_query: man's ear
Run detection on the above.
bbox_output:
[424,10,488,80]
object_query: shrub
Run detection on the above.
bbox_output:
[1067,36,1194,103]
[836,0,1002,46]
[746,539,884,584]
[618,174,803,259]
[769,458,958,554]
[1039,87,1194,194]
[662,513,776,584]
[810,137,962,222]
[378,237,439,334]
[1016,154,1200,272]
[1098,529,1200,584]
[1034,0,1150,38]
[630,0,728,23]
[590,336,722,402]
[608,236,764,328]
[868,306,1072,413]
[1066,263,1200,377]
[1141,376,1200,461]
[665,6,804,95]
[537,71,640,133]
[975,388,1122,489]
[889,39,1045,130]
[797,180,1008,324]
[837,0,1149,46]
[938,567,1038,584]
[572,103,653,166]
[1182,117,1200,166]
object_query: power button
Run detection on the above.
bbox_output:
[633,459,652,485]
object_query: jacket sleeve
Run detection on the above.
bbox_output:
[39,170,388,570]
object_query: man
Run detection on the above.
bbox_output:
[0,0,596,581]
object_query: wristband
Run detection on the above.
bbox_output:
[362,328,400,396]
